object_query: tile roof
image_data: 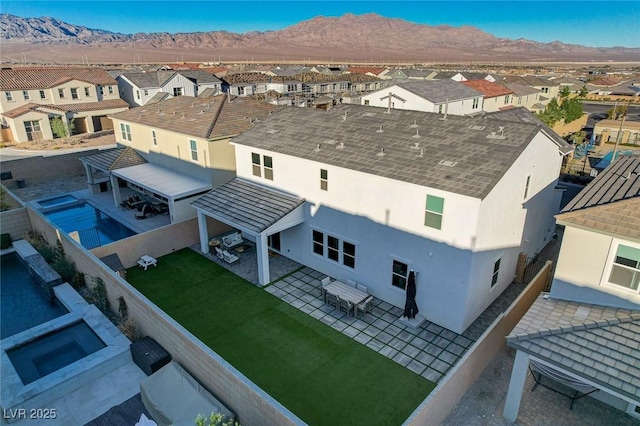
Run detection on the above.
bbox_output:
[231,103,559,199]
[191,178,305,234]
[0,67,117,90]
[461,80,513,98]
[42,99,129,113]
[110,95,282,140]
[503,82,540,96]
[2,102,44,119]
[388,80,483,103]
[502,75,559,88]
[79,147,147,171]
[507,294,640,402]
[347,67,388,76]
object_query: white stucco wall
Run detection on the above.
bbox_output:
[360,85,480,116]
[551,226,640,309]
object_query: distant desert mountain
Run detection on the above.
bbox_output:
[2,13,639,63]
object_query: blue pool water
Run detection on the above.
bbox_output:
[36,195,77,209]
[0,253,68,339]
[44,203,136,249]
[7,321,106,385]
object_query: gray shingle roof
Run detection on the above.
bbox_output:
[178,70,222,85]
[388,80,482,103]
[231,104,560,199]
[507,295,640,402]
[79,147,147,171]
[120,70,221,89]
[191,178,305,234]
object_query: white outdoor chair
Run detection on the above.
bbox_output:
[356,283,368,293]
[214,247,224,261]
[326,292,339,309]
[356,296,374,318]
[346,279,356,288]
[222,250,239,264]
[320,277,331,302]
[338,298,353,315]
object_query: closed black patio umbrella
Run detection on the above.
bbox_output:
[403,269,419,319]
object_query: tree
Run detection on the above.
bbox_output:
[50,117,75,138]
[536,96,584,127]
[578,85,589,98]
[562,98,584,124]
[559,85,571,99]
[606,104,628,120]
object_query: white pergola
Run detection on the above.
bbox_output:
[192,178,305,285]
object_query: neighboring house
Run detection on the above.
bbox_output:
[594,119,640,146]
[502,75,560,106]
[502,83,543,112]
[79,95,280,224]
[461,80,514,112]
[359,80,483,116]
[116,70,222,107]
[192,104,572,333]
[347,66,389,79]
[438,72,497,82]
[503,154,640,422]
[0,67,128,143]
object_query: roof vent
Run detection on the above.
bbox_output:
[342,111,348,121]
[412,128,421,138]
[376,148,385,157]
[325,139,337,145]
[498,126,505,137]
[156,109,161,113]
[363,112,376,117]
[199,110,205,114]
[486,131,505,140]
[313,143,322,152]
[411,142,420,149]
[173,111,177,115]
[469,125,485,130]
[418,148,424,158]
[376,125,384,133]
[266,129,278,134]
[439,159,458,167]
[410,120,418,128]
[336,142,345,150]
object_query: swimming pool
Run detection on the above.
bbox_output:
[34,194,78,209]
[7,321,106,385]
[0,253,67,339]
[43,202,136,249]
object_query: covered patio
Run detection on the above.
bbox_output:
[192,178,305,285]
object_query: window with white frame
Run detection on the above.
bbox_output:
[438,104,443,114]
[120,123,131,141]
[504,95,510,104]
[524,175,531,199]
[108,86,113,94]
[98,86,104,95]
[364,100,370,106]
[263,156,273,180]
[84,87,90,97]
[541,87,549,94]
[311,230,356,269]
[5,92,13,101]
[173,87,183,96]
[22,90,30,100]
[491,258,501,287]
[424,195,444,230]
[58,88,65,98]
[71,88,79,99]
[144,89,149,96]
[472,98,479,109]
[190,139,198,161]
[608,244,640,292]
[24,120,41,134]
[391,259,409,289]
[39,90,46,100]
[320,169,328,191]
[251,153,261,177]
[152,130,157,145]
[237,86,245,95]
[136,90,140,100]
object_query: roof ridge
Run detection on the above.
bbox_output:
[508,313,640,343]
[109,147,132,170]
[557,196,640,220]
[205,96,226,139]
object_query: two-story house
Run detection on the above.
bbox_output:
[116,70,222,107]
[504,153,640,422]
[461,80,515,113]
[191,104,572,333]
[502,75,560,107]
[359,80,484,115]
[79,95,280,223]
[0,67,128,143]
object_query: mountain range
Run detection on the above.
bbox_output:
[2,13,639,64]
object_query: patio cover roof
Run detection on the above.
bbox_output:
[191,178,305,235]
[79,147,147,172]
[112,163,211,200]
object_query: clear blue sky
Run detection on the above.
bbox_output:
[3,1,640,48]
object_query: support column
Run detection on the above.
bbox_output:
[197,211,209,254]
[503,350,530,423]
[110,175,122,206]
[256,232,270,286]
[83,163,95,184]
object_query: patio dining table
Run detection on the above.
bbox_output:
[324,280,369,314]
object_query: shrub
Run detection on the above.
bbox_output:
[25,231,56,262]
[117,318,140,342]
[1,233,11,249]
[91,276,109,313]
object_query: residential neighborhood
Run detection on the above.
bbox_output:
[1,7,640,426]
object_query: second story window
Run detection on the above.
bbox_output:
[5,92,13,101]
[173,87,183,96]
[541,87,549,94]
[524,176,531,199]
[22,90,30,100]
[58,88,65,99]
[251,153,273,180]
[320,169,328,191]
[491,258,501,287]
[98,86,104,96]
[263,155,273,180]
[136,90,140,100]
[252,153,261,177]
[190,139,198,161]
[424,195,444,230]
[120,123,131,141]
[608,244,640,293]
[504,95,510,104]
[39,90,46,100]
[237,86,245,95]
[108,86,114,94]
[71,88,79,99]
[364,100,370,106]
[84,87,90,97]
[472,98,479,109]
[152,130,157,145]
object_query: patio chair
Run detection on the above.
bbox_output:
[326,292,339,309]
[346,279,356,288]
[214,247,224,261]
[356,283,368,293]
[320,277,331,302]
[222,250,239,264]
[356,296,374,318]
[338,297,353,315]
[135,204,151,220]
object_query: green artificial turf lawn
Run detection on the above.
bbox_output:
[127,249,435,425]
